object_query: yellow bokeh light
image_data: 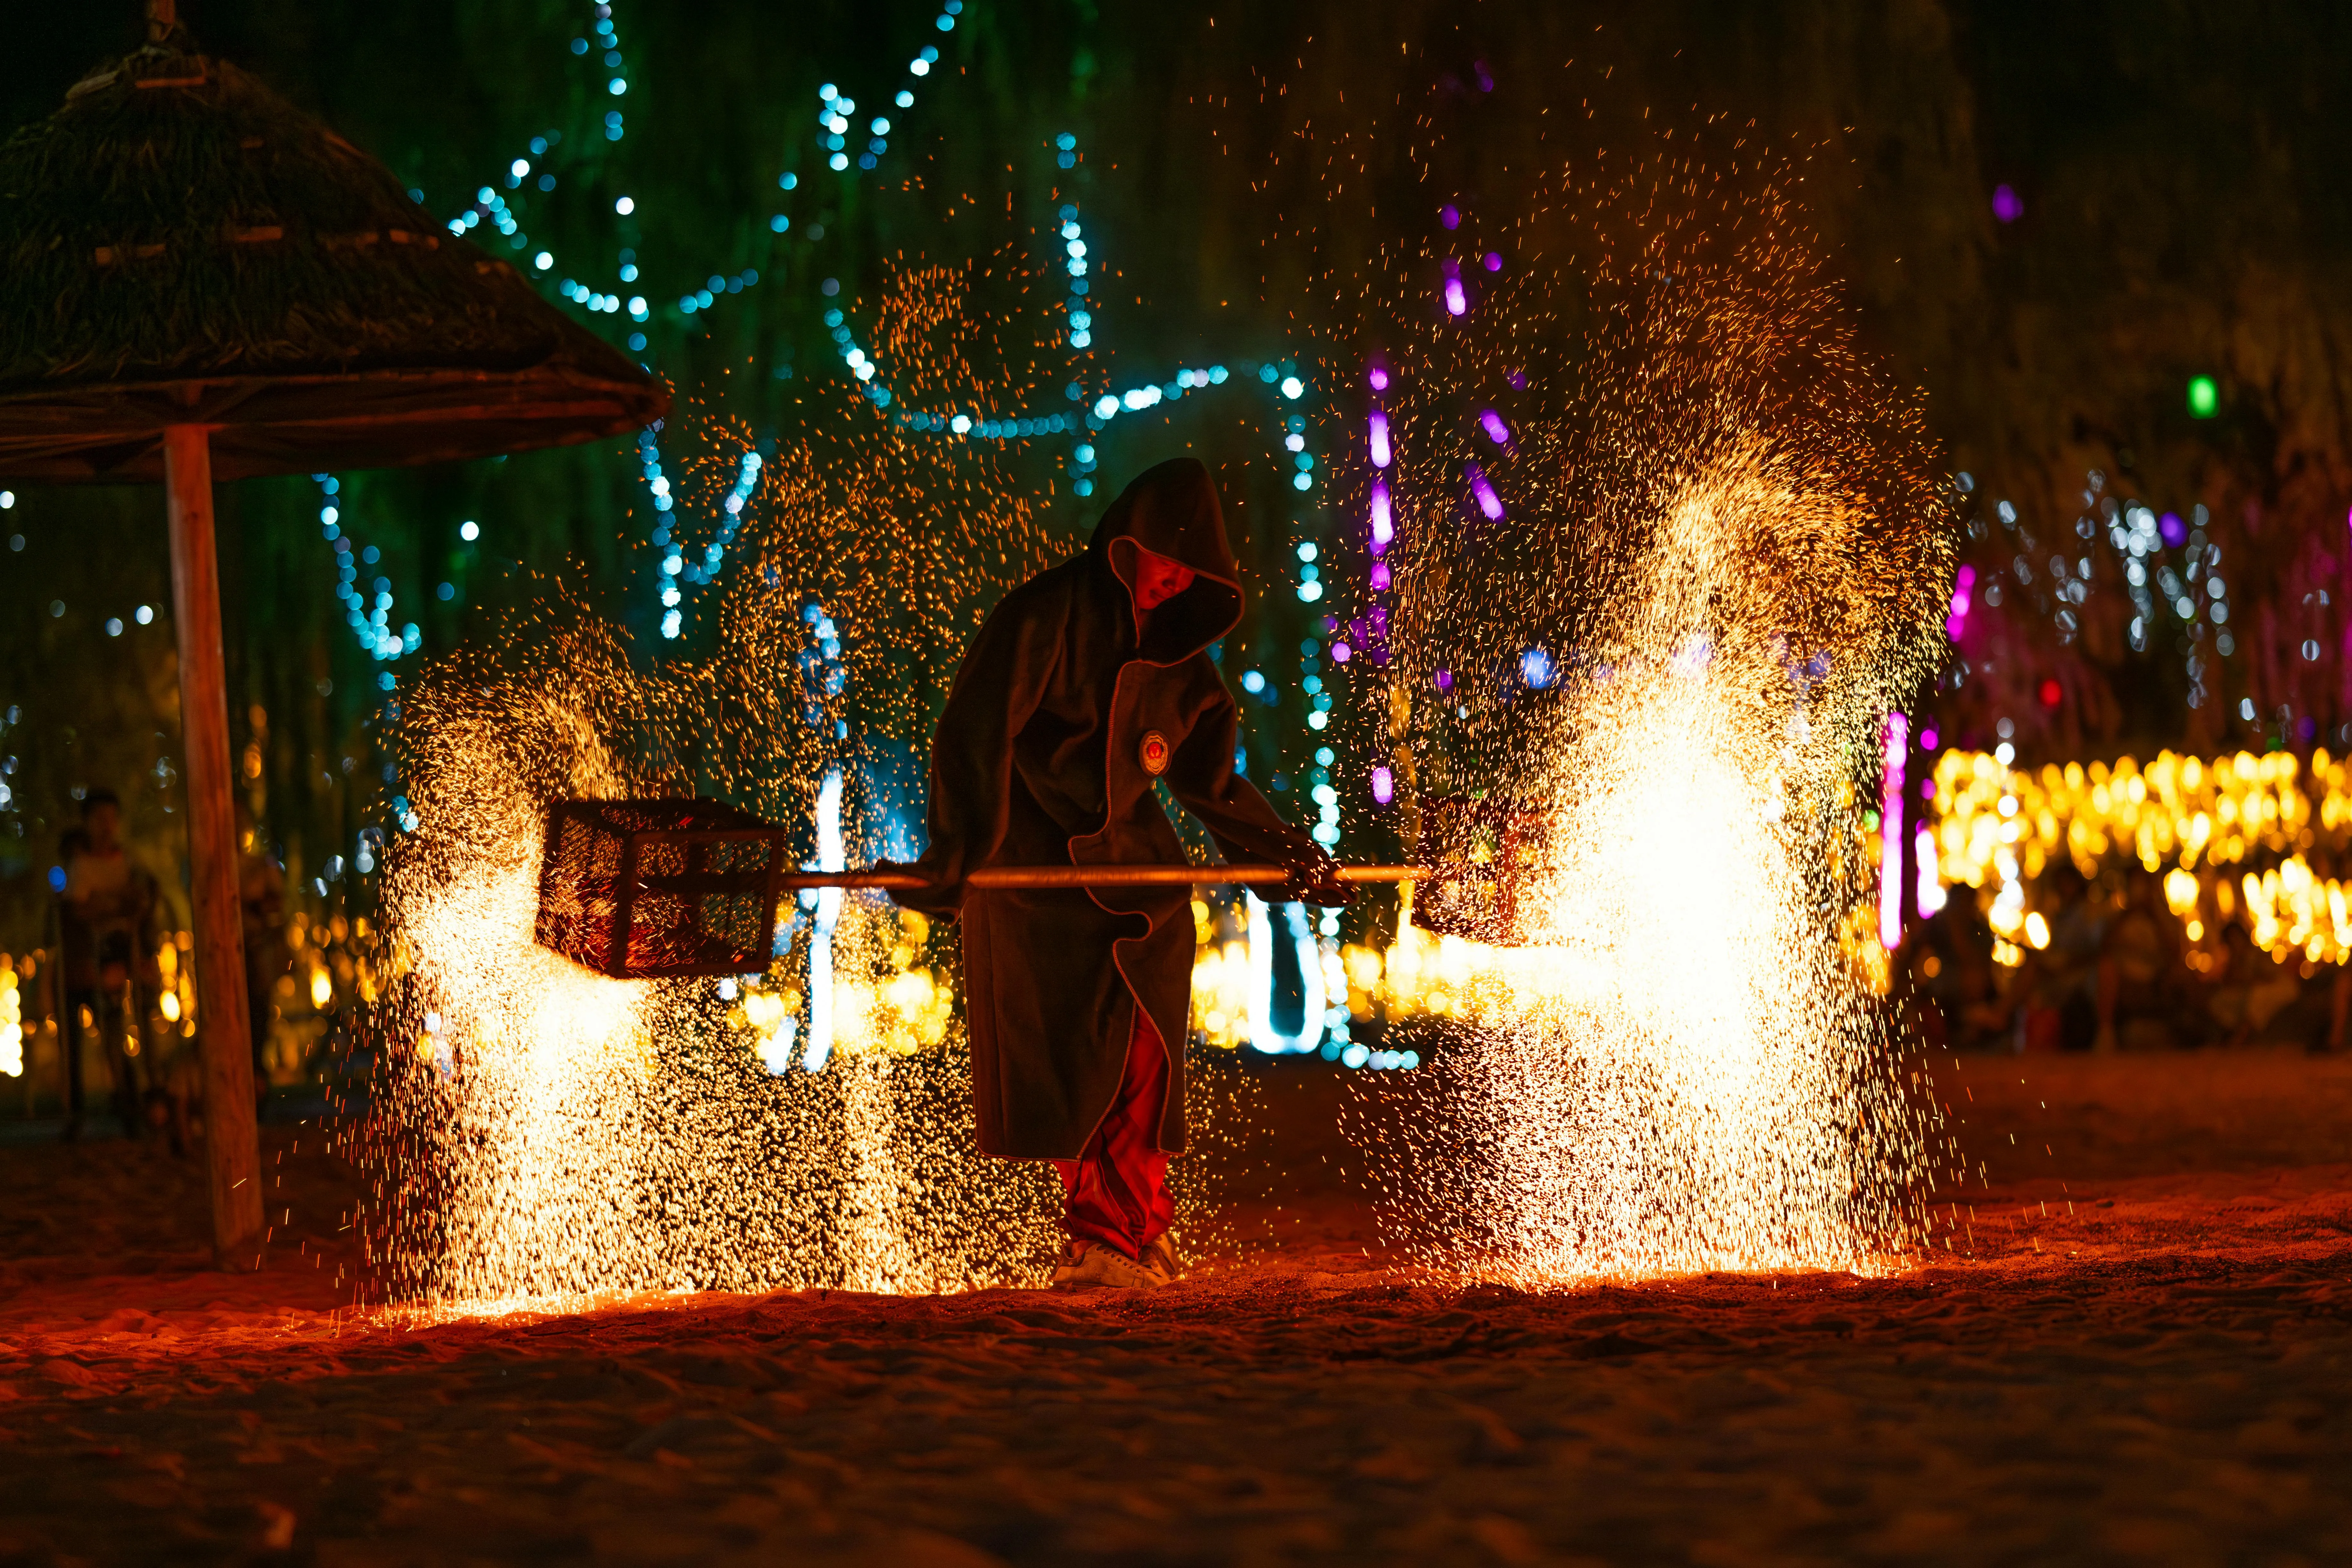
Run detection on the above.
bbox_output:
[1928,747,2352,964]
[0,959,22,1079]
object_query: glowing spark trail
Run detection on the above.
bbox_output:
[348,105,1962,1305]
[349,261,1095,1304]
[1330,140,1954,1284]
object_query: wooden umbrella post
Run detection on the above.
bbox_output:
[163,424,264,1273]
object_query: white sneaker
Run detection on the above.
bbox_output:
[1049,1240,1171,1290]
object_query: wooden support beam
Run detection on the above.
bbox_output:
[163,424,264,1273]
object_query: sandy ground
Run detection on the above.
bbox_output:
[0,1050,2346,1566]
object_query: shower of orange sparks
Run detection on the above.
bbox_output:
[348,254,1109,1308]
[1305,127,1961,1283]
[346,113,1969,1305]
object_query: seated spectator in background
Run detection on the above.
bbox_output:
[239,804,290,1117]
[1908,893,2010,1050]
[2015,862,2104,1052]
[2327,963,2350,1055]
[2205,922,2305,1047]
[57,789,161,1140]
[2094,875,2201,1052]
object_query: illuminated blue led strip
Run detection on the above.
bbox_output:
[898,408,1082,437]
[1056,161,1092,349]
[446,183,523,245]
[423,3,995,368]
[440,128,566,259]
[816,84,879,175]
[505,6,957,327]
[1053,137,1097,492]
[579,2,633,107]
[880,363,1311,528]
[1246,890,1326,1054]
[637,440,765,636]
[650,8,953,307]
[683,451,763,588]
[411,0,962,339]
[891,364,1286,439]
[446,0,640,253]
[674,267,761,322]
[310,476,418,676]
[556,270,639,319]
[431,0,636,281]
[798,601,848,734]
[822,308,891,405]
[787,600,850,1071]
[633,427,688,639]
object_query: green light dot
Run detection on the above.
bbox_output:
[2188,376,2219,418]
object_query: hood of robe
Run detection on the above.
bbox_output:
[1087,456,1244,665]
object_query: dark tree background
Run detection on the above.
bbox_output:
[4,0,2347,949]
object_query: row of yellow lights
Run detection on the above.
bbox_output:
[733,909,955,1067]
[0,959,21,1078]
[1928,747,2352,965]
[0,911,364,1080]
[22,885,1491,1079]
[731,897,1527,1062]
[61,743,2323,1079]
[1191,899,1553,1042]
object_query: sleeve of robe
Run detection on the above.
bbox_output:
[1162,658,1324,868]
[892,580,1065,921]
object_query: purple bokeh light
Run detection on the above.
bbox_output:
[1368,410,1391,468]
[1947,563,1976,640]
[1440,204,1460,229]
[1367,366,1389,392]
[1442,259,1467,317]
[1879,712,1908,950]
[1369,560,1392,592]
[1466,462,1504,520]
[1434,668,1453,692]
[1478,409,1510,445]
[1370,481,1393,551]
[1482,251,1502,272]
[1370,766,1394,805]
[2158,511,2188,548]
[1992,184,2024,224]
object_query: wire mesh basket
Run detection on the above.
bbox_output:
[534,798,791,979]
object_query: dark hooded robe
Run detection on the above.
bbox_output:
[891,458,1324,1159]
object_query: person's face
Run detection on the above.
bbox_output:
[1131,548,1197,612]
[85,803,120,851]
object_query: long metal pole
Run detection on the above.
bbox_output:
[163,424,264,1273]
[771,864,1426,893]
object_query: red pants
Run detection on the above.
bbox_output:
[1053,1005,1174,1262]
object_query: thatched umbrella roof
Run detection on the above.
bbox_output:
[0,24,667,483]
[0,9,671,1273]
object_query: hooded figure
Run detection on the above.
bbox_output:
[890,458,1340,1286]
